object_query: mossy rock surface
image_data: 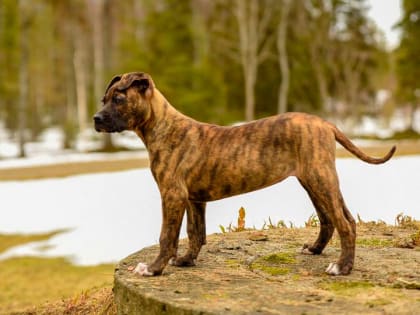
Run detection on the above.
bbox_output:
[114,226,420,315]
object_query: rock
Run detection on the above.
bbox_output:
[114,228,420,315]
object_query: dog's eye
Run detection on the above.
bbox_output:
[112,95,125,104]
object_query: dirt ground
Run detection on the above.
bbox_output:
[115,222,420,315]
[0,158,149,181]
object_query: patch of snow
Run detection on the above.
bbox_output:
[353,116,393,138]
[0,126,147,169]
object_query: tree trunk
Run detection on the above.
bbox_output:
[18,0,29,158]
[64,67,76,149]
[245,69,256,121]
[92,0,104,109]
[277,0,291,114]
[235,0,258,121]
[90,0,114,150]
[233,0,273,121]
[191,0,211,67]
[73,37,88,133]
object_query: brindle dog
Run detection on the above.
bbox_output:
[94,72,396,276]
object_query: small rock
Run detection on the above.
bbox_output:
[245,256,256,265]
[394,237,415,249]
[248,232,268,241]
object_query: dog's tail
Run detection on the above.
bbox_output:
[333,126,396,164]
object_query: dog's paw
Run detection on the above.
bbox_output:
[133,262,154,276]
[169,256,196,267]
[301,244,314,255]
[325,262,341,275]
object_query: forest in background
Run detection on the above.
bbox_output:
[0,0,419,156]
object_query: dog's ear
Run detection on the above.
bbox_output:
[118,73,154,99]
[131,78,152,96]
[104,75,122,95]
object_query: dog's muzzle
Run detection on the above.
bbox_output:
[93,113,127,133]
[93,113,107,132]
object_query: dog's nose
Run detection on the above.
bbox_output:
[93,113,103,123]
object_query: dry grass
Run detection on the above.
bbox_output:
[0,256,114,314]
[22,288,116,315]
[0,232,114,315]
[0,158,149,181]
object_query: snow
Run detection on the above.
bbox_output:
[0,126,146,168]
[0,156,419,266]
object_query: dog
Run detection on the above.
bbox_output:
[94,72,396,276]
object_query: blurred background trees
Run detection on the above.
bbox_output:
[395,0,420,132]
[0,0,418,156]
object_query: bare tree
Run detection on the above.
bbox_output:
[306,0,334,114]
[73,32,89,133]
[18,0,31,157]
[90,0,104,109]
[191,0,213,67]
[277,0,291,114]
[233,0,273,121]
[89,0,115,150]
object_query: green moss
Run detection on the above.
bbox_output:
[202,292,230,300]
[292,274,301,281]
[356,238,393,247]
[251,263,290,276]
[250,252,296,276]
[225,259,240,268]
[262,252,296,264]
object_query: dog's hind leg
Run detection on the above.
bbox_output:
[299,179,335,255]
[298,169,356,275]
[170,201,206,267]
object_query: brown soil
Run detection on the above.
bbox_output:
[115,224,420,315]
[0,158,149,181]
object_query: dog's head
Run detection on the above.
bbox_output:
[93,72,155,133]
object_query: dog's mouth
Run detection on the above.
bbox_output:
[93,112,127,133]
[94,124,108,133]
[94,121,126,133]
[94,121,111,133]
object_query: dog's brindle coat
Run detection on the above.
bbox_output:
[94,72,396,276]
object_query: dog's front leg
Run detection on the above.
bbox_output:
[170,201,206,267]
[134,193,186,276]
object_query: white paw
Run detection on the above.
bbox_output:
[133,262,154,276]
[168,257,176,266]
[301,247,314,255]
[325,262,341,275]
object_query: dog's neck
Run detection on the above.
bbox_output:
[134,88,194,150]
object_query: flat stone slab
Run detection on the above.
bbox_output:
[114,226,420,314]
